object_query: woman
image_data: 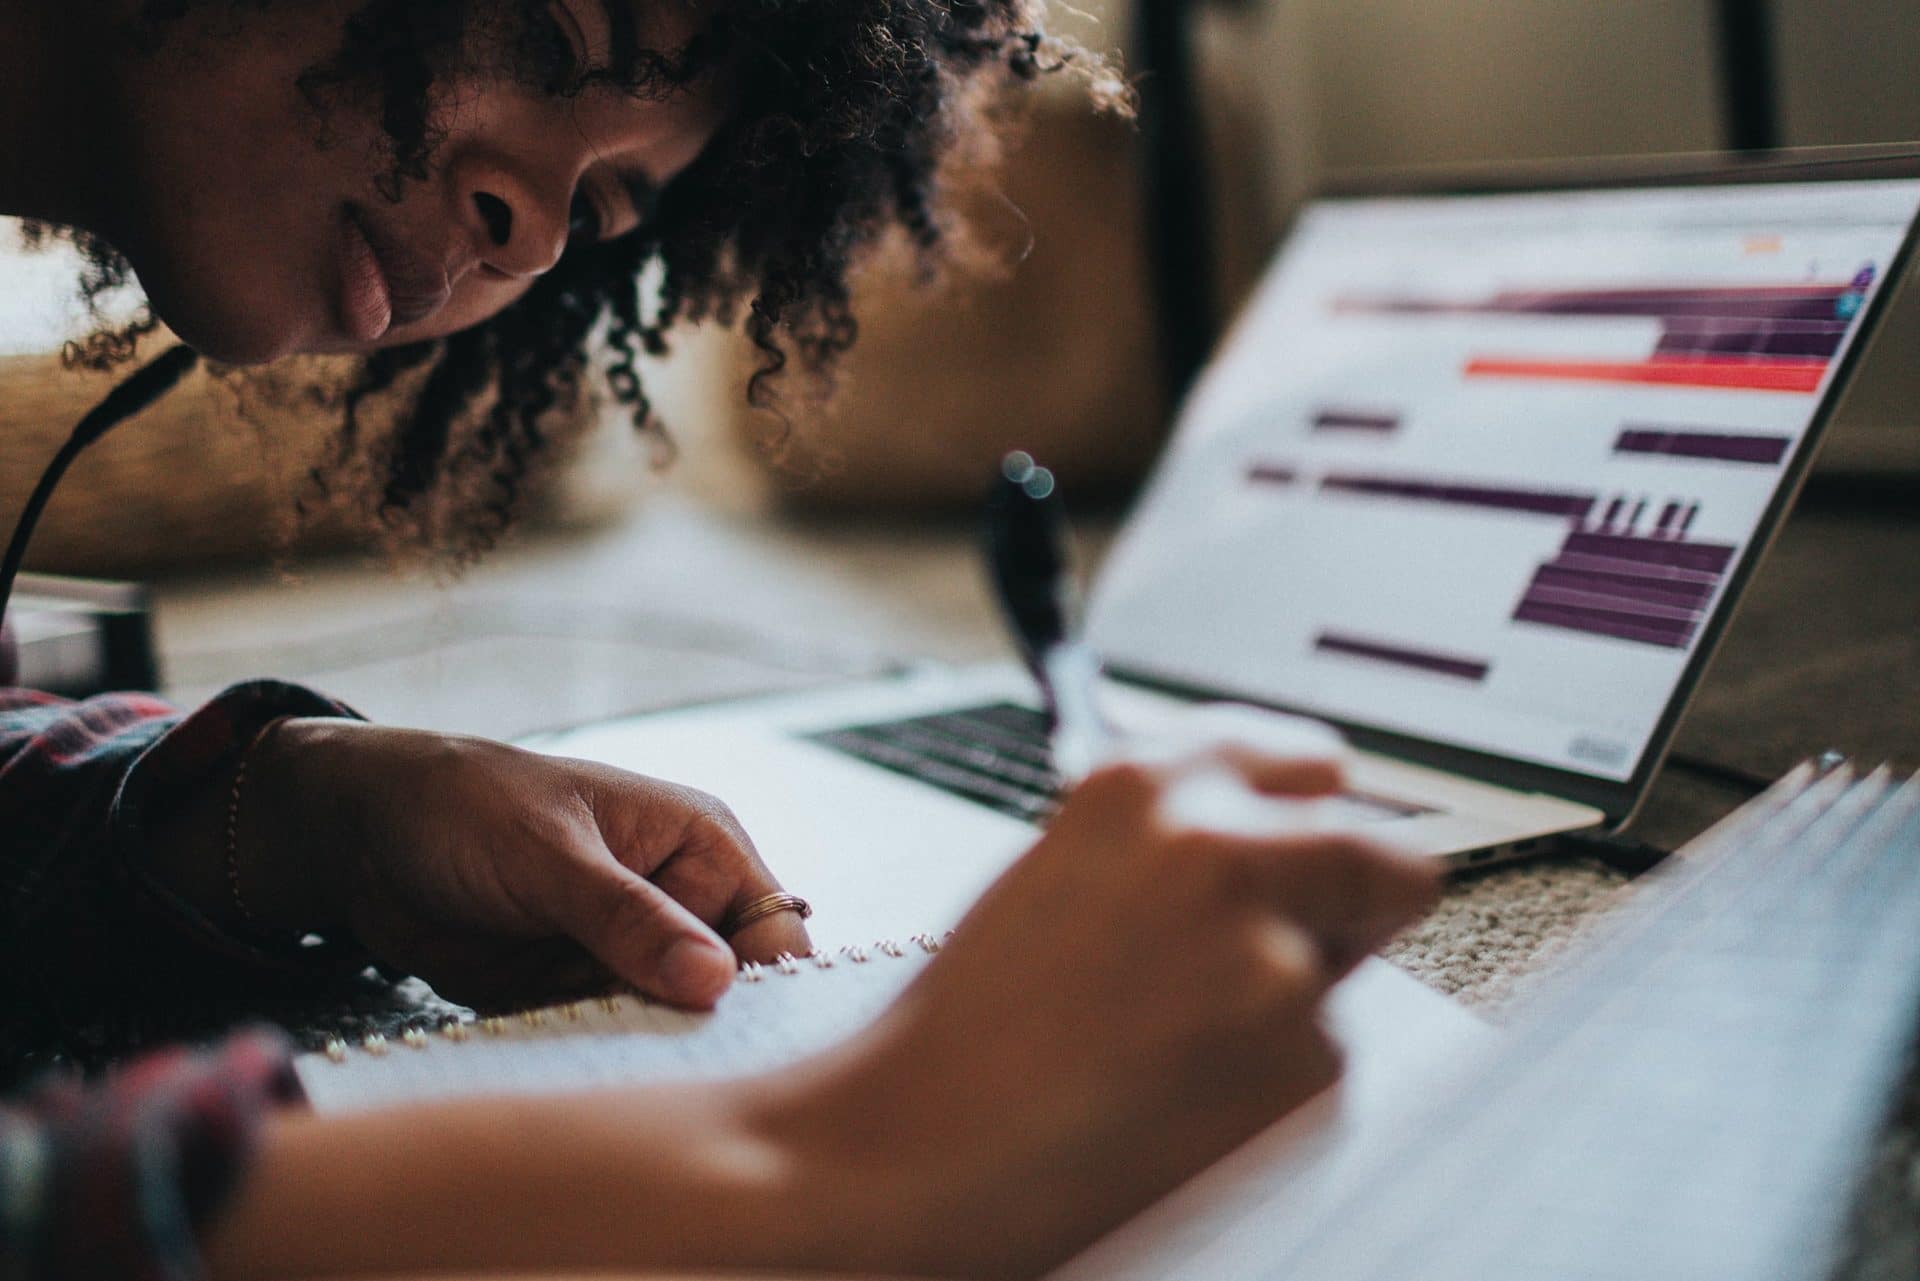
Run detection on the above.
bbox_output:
[0,2,1437,1277]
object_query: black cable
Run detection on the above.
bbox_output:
[1795,471,1920,515]
[1552,830,1671,878]
[0,343,201,626]
[1664,749,1775,797]
[1132,0,1219,406]
[1713,0,1781,152]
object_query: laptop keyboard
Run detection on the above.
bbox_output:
[808,703,1067,822]
[806,702,1432,825]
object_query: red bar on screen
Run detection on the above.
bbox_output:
[1463,356,1826,393]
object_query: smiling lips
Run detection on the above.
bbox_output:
[337,204,453,342]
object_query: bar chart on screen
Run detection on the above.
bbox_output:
[1335,272,1873,394]
[1088,178,1920,779]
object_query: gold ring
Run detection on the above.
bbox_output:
[726,892,813,935]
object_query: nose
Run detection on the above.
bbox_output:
[450,156,570,279]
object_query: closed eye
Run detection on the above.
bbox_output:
[539,3,590,85]
[595,0,640,77]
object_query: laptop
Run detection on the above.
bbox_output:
[528,148,1920,949]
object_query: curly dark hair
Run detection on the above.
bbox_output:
[29,0,1121,565]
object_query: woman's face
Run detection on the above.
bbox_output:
[98,1,725,365]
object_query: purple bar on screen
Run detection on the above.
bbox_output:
[1562,531,1736,574]
[1601,496,1624,530]
[1762,328,1848,358]
[1627,499,1647,532]
[1312,409,1400,433]
[1334,283,1860,325]
[1513,601,1697,649]
[1613,428,1791,466]
[1553,551,1719,586]
[1246,463,1299,486]
[1321,473,1595,520]
[1486,286,1853,322]
[1521,583,1701,624]
[1655,502,1679,535]
[1654,318,1849,361]
[1679,503,1699,535]
[1653,333,1842,360]
[1530,565,1715,611]
[1314,632,1491,682]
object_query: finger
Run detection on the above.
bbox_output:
[615,786,782,931]
[1244,834,1440,977]
[452,940,617,1014]
[504,936,620,1004]
[705,832,814,965]
[1211,744,1345,798]
[725,905,815,965]
[662,807,816,965]
[611,802,816,967]
[561,861,737,1009]
[648,841,816,965]
[1254,915,1341,1006]
[1118,703,1350,797]
[1155,767,1358,840]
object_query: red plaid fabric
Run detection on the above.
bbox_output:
[0,680,369,1063]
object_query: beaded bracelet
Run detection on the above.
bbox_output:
[224,716,292,924]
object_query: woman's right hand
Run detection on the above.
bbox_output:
[772,706,1440,1278]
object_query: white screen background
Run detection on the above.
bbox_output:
[1088,179,1920,781]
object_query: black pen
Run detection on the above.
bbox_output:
[984,452,1118,781]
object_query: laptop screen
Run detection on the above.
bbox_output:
[1088,175,1920,783]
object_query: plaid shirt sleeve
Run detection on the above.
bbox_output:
[1,1027,303,1281]
[0,681,372,1063]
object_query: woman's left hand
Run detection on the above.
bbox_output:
[161,718,810,1011]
